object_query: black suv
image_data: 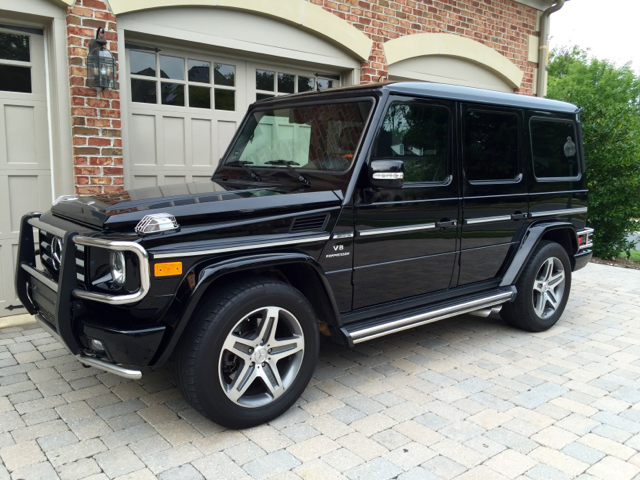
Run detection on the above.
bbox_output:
[15,82,593,428]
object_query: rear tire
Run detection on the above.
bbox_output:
[174,277,319,429]
[501,240,572,332]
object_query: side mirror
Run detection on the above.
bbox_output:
[369,160,404,189]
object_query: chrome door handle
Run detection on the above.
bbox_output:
[511,212,528,220]
[436,219,457,229]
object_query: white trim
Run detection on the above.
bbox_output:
[384,33,524,89]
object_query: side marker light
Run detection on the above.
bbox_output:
[155,262,183,277]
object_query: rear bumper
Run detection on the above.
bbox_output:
[573,249,592,271]
[14,212,163,378]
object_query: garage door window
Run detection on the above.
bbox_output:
[0,32,32,93]
[256,69,317,101]
[130,50,236,111]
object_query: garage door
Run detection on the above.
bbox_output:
[0,25,52,317]
[125,44,338,189]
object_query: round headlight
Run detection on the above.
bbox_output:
[109,251,126,288]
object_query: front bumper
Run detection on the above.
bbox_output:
[14,213,163,379]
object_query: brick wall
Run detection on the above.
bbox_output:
[67,0,123,195]
[65,0,538,191]
[311,0,538,94]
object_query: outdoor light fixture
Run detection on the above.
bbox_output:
[87,27,116,90]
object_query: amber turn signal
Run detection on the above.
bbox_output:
[154,262,182,277]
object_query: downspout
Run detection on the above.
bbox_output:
[536,0,566,97]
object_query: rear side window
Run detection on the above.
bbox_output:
[530,118,579,179]
[463,110,519,182]
[373,102,450,184]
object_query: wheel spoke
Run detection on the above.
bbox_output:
[227,362,257,402]
[548,270,565,288]
[533,280,545,293]
[533,292,545,317]
[269,336,304,361]
[546,291,559,311]
[541,258,553,282]
[222,335,253,361]
[257,307,280,346]
[261,362,285,400]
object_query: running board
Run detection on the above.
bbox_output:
[335,287,516,347]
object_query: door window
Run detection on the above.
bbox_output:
[372,102,450,183]
[464,110,519,182]
[530,118,580,179]
[0,32,32,93]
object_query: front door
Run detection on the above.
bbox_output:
[353,96,460,310]
[458,104,528,285]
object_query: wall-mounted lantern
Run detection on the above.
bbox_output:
[87,27,116,90]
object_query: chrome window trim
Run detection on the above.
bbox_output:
[152,234,331,259]
[529,207,588,218]
[464,215,513,225]
[357,223,436,237]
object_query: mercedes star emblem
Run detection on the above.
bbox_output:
[51,237,63,270]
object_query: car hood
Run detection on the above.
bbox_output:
[51,181,343,231]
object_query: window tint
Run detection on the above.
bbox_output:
[464,110,519,181]
[531,118,579,178]
[373,102,449,183]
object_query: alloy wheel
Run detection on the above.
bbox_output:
[532,256,566,319]
[218,306,304,408]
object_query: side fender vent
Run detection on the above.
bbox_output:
[290,214,329,233]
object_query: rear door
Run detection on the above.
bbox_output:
[458,104,528,286]
[353,96,460,309]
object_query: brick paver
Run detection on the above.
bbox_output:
[1,263,640,479]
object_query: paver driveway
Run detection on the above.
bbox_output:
[1,263,640,480]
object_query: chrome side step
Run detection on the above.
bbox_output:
[338,287,516,346]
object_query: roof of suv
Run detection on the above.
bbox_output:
[258,81,579,115]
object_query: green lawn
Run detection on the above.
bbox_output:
[619,250,640,263]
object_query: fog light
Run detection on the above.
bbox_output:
[90,339,105,352]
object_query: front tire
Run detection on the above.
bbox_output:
[174,277,319,429]
[501,240,572,332]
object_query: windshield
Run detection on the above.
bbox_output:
[224,100,373,171]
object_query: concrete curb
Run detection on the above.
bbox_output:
[0,313,36,329]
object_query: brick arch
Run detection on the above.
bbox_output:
[106,0,373,61]
[384,33,524,89]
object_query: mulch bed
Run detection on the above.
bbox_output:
[591,256,640,270]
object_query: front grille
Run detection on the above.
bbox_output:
[39,230,59,280]
[75,245,87,289]
[38,230,87,288]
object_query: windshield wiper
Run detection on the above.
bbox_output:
[224,160,263,182]
[264,160,310,187]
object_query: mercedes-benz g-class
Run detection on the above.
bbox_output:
[15,82,593,428]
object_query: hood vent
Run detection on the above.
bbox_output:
[290,214,329,233]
